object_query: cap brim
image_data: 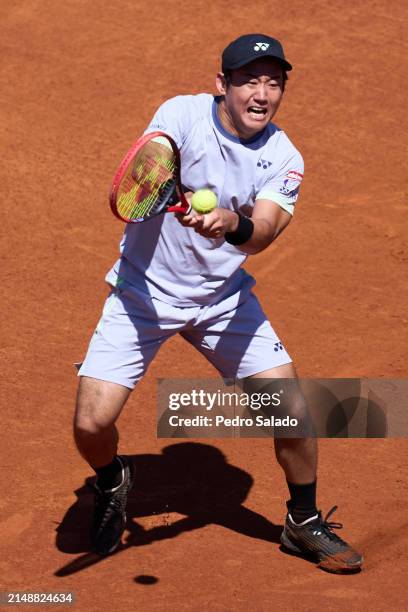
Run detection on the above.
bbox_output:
[226,53,292,72]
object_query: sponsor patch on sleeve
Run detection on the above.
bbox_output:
[286,170,303,181]
[279,170,304,195]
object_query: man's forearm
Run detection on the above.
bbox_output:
[225,212,278,255]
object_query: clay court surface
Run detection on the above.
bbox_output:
[1,0,407,609]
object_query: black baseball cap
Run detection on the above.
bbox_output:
[222,33,292,73]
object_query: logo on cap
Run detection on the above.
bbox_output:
[254,42,270,51]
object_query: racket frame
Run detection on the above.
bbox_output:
[109,131,191,223]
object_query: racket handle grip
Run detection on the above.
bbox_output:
[168,201,191,215]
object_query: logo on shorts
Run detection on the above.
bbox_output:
[257,158,272,169]
[274,341,284,352]
[254,42,270,51]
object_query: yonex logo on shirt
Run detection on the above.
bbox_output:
[254,42,270,51]
[257,158,272,169]
[274,342,284,352]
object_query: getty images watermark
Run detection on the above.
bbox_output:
[166,388,298,429]
[157,378,408,439]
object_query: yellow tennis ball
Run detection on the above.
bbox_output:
[191,189,217,213]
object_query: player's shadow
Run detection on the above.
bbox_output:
[55,442,283,576]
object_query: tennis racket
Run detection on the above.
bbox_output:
[110,131,191,223]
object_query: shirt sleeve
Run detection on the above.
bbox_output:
[143,95,195,150]
[256,149,304,216]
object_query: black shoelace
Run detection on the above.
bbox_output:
[318,506,347,544]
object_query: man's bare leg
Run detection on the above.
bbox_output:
[73,376,133,555]
[247,362,317,488]
[74,376,131,468]
[245,363,362,572]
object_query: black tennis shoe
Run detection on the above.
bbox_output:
[281,505,363,573]
[91,455,134,556]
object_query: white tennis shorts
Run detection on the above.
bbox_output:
[78,281,292,389]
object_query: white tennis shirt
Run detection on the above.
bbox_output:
[106,94,304,307]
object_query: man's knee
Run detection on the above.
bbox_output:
[74,414,110,438]
[242,377,315,436]
[74,399,113,438]
[74,376,130,436]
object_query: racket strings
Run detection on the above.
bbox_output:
[117,143,177,221]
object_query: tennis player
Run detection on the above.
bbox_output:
[75,33,363,573]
